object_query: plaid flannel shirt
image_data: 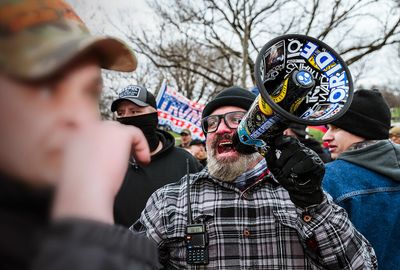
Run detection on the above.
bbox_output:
[135,161,377,270]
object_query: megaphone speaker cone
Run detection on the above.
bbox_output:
[235,34,354,152]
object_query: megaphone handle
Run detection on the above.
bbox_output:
[262,135,325,208]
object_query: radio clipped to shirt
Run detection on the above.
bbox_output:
[185,224,209,265]
[185,159,209,265]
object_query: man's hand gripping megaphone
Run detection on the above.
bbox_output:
[264,136,325,208]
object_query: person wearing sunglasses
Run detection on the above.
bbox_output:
[134,86,377,269]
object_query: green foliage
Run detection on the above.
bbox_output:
[307,128,324,143]
[392,107,400,117]
[392,107,400,124]
[169,131,182,146]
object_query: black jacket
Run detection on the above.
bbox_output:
[0,174,159,270]
[114,130,202,227]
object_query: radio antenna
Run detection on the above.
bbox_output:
[186,158,193,225]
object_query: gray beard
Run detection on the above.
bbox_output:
[206,147,261,182]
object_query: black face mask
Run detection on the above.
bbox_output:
[117,112,160,152]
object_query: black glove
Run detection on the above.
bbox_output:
[265,136,325,208]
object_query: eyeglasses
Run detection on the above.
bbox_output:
[201,111,246,133]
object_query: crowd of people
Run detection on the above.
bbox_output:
[1,1,399,270]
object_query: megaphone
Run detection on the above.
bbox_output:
[234,34,353,153]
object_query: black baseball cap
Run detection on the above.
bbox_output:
[189,139,205,146]
[111,85,157,112]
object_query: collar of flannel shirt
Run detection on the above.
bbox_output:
[233,159,268,190]
[197,158,275,194]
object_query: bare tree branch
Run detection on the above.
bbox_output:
[98,0,400,100]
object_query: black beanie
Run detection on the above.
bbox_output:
[331,89,391,140]
[202,86,256,119]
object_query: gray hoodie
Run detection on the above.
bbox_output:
[338,139,400,181]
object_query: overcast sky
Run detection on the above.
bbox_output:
[68,0,400,91]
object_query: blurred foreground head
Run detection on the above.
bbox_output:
[0,0,137,186]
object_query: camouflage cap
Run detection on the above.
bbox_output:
[0,0,137,80]
[180,128,191,136]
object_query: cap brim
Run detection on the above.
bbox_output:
[87,36,138,72]
[4,34,137,80]
[111,97,149,112]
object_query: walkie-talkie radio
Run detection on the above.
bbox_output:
[185,159,209,265]
[185,224,209,264]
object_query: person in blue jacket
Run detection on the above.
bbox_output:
[322,89,400,270]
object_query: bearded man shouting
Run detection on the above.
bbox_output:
[133,87,377,269]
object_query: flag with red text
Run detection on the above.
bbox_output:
[156,80,205,140]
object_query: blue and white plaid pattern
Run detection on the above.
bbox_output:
[135,165,378,269]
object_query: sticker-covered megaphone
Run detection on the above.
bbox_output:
[234,34,354,153]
